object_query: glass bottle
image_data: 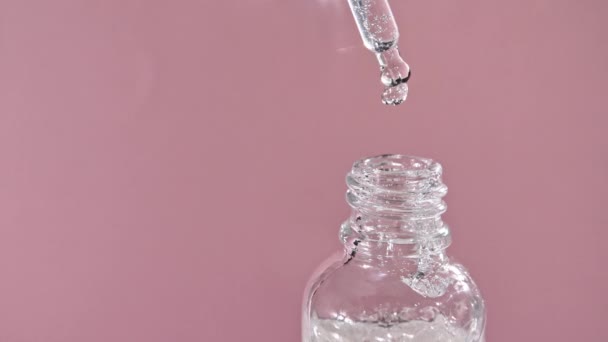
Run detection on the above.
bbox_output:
[302,155,486,341]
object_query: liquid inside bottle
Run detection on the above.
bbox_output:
[311,314,470,342]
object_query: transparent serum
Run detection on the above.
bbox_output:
[302,155,486,341]
[347,0,411,105]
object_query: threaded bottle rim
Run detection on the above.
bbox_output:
[346,154,448,219]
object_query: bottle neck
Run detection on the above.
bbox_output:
[341,155,452,264]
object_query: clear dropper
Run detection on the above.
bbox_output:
[347,0,411,105]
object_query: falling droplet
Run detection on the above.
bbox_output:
[382,83,408,106]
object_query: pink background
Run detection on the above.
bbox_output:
[1,0,607,341]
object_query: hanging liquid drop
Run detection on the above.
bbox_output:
[377,48,411,87]
[382,83,408,106]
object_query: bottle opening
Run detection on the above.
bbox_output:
[353,154,440,177]
[346,154,447,218]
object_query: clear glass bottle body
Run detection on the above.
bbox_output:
[302,155,486,342]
